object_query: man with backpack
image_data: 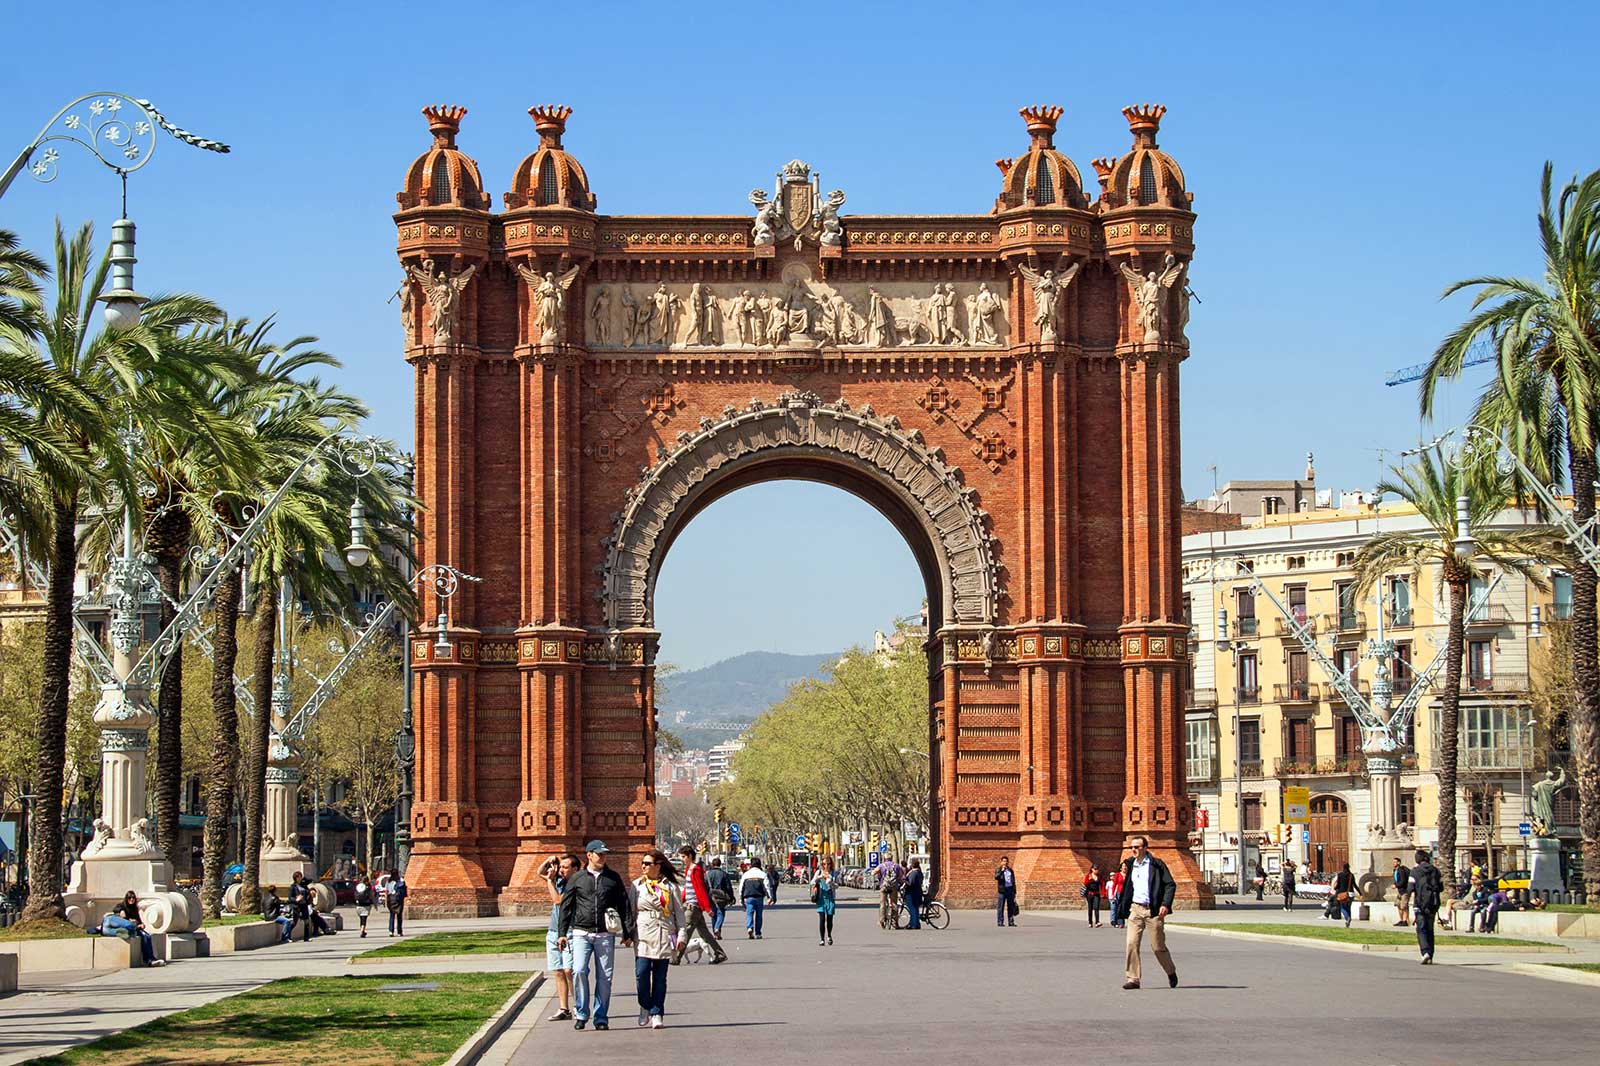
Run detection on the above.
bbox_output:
[1409,849,1444,964]
[705,857,734,937]
[1392,856,1412,926]
[875,855,905,929]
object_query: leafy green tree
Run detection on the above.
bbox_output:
[1352,447,1555,886]
[1421,164,1600,894]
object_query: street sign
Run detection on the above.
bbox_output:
[1195,808,1209,829]
[1301,829,1310,845]
[794,833,807,850]
[878,840,890,854]
[727,822,741,844]
[868,851,881,868]
[1518,822,1532,837]
[1284,786,1311,823]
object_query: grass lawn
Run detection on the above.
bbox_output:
[0,917,89,941]
[201,914,267,927]
[1171,922,1552,948]
[1541,903,1600,914]
[353,928,546,960]
[31,972,528,1066]
[1544,962,1600,973]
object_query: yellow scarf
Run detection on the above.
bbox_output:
[643,877,669,911]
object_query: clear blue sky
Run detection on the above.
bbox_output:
[4,2,1595,668]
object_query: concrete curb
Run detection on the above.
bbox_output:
[441,970,545,1066]
[1166,924,1573,954]
[348,951,542,966]
[1504,962,1600,988]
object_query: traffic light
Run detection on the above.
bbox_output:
[806,833,819,852]
[868,830,879,853]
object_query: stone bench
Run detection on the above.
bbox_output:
[206,921,283,953]
[0,953,15,993]
[0,932,158,974]
[1363,900,1599,938]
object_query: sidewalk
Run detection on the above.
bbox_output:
[0,911,543,1065]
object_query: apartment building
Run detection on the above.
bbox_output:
[1183,497,1578,884]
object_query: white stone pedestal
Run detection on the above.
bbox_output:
[1530,836,1564,893]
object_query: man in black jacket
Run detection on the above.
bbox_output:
[1408,849,1444,964]
[994,856,1019,926]
[557,840,636,1031]
[1112,835,1178,989]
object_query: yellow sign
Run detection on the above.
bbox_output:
[1284,786,1311,823]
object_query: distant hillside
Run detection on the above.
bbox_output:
[658,650,839,730]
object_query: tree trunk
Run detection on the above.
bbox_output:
[23,493,79,923]
[1567,446,1600,899]
[151,509,190,862]
[238,584,277,915]
[200,565,242,918]
[1437,576,1467,897]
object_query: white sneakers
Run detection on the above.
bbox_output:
[651,1016,664,1029]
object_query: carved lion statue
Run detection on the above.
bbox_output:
[84,817,114,856]
[129,817,156,855]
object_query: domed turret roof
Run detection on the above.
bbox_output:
[1104,104,1190,210]
[993,105,1088,212]
[397,105,490,211]
[506,105,596,212]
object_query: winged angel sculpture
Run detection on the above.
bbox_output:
[516,263,583,345]
[1016,260,1081,343]
[407,258,477,347]
[1119,254,1186,346]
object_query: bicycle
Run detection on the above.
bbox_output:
[892,896,950,930]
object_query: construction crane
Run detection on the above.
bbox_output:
[1384,335,1495,387]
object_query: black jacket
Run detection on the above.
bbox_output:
[1112,855,1176,920]
[557,865,637,941]
[1410,861,1444,911]
[289,881,312,916]
[994,866,1018,893]
[1393,864,1411,892]
[705,867,734,901]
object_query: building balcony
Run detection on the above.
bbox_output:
[1274,614,1316,637]
[1462,673,1530,695]
[1236,685,1261,706]
[1238,760,1265,779]
[1324,680,1372,705]
[1322,611,1367,639]
[1186,688,1218,710]
[1273,681,1318,705]
[1551,602,1574,621]
[1435,745,1534,772]
[1386,608,1414,629]
[1275,755,1365,777]
[1232,618,1259,639]
[1186,757,1220,785]
[1466,603,1514,627]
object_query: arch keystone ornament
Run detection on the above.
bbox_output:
[398,102,1211,915]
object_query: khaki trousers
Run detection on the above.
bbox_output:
[879,889,899,928]
[1124,903,1175,984]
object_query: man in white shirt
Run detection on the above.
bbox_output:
[1112,835,1178,990]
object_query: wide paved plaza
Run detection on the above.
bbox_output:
[3,892,1597,1065]
[512,893,1597,1066]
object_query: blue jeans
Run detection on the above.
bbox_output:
[387,905,404,935]
[905,888,923,929]
[102,915,155,964]
[570,932,615,1024]
[273,915,295,942]
[635,956,668,1017]
[997,887,1016,924]
[744,896,764,935]
[1336,898,1352,923]
[710,902,726,935]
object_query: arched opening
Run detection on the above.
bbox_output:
[429,155,452,205]
[654,480,931,881]
[1034,156,1055,206]
[538,156,559,206]
[603,392,1004,898]
[1139,155,1159,206]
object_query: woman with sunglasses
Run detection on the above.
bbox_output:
[631,850,683,1029]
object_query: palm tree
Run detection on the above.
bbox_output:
[1420,163,1600,896]
[1352,447,1555,891]
[17,221,225,922]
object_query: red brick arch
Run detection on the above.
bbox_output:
[395,106,1210,914]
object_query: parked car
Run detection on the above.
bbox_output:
[1491,870,1531,892]
[328,879,358,906]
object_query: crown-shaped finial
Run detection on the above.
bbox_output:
[995,157,1015,176]
[422,105,467,147]
[1122,103,1166,146]
[1019,105,1064,149]
[529,104,573,148]
[1091,157,1116,192]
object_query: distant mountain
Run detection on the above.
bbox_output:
[658,650,840,727]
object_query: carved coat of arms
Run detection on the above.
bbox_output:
[750,159,844,249]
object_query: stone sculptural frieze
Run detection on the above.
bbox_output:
[583,279,1010,351]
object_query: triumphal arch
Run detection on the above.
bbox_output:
[395,101,1209,913]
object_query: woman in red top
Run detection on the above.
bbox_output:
[1083,863,1105,927]
[1106,865,1127,928]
